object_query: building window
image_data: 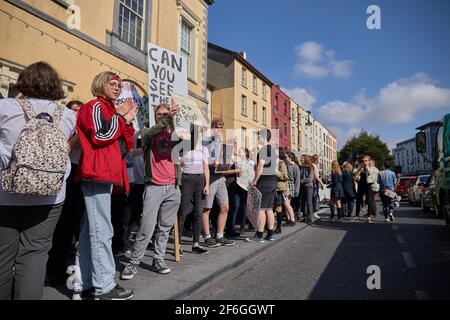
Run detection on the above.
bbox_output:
[262,84,267,100]
[241,67,247,87]
[119,0,145,49]
[241,95,247,116]
[292,126,295,142]
[284,101,287,114]
[180,18,196,80]
[252,102,257,121]
[292,108,295,121]
[241,127,247,148]
[253,75,257,95]
[262,107,267,125]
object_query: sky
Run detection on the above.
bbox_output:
[207,0,450,150]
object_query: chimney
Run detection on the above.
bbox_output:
[237,51,247,60]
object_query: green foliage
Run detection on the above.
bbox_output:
[338,131,394,167]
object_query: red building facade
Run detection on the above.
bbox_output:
[271,85,291,149]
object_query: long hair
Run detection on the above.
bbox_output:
[332,160,342,175]
[303,155,314,169]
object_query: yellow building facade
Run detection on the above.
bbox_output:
[207,43,272,152]
[0,0,213,115]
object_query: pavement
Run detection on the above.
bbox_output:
[43,207,329,300]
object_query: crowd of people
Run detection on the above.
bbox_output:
[0,62,399,301]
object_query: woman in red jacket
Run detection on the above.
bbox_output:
[73,71,137,300]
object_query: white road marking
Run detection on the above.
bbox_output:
[415,290,430,300]
[402,252,416,268]
[396,235,405,244]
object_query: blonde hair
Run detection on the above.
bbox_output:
[344,162,353,172]
[91,71,120,97]
[332,160,342,175]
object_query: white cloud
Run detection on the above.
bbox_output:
[293,41,353,79]
[316,73,450,125]
[327,126,362,149]
[282,87,317,110]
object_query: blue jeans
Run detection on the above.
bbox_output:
[227,185,248,230]
[74,182,116,295]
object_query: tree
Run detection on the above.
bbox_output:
[338,131,394,167]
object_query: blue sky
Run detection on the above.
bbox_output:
[207,0,450,150]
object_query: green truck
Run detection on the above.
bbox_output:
[416,114,450,229]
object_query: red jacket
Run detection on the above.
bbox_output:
[75,97,134,192]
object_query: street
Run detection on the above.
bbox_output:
[187,202,450,300]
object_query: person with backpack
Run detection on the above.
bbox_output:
[0,62,76,300]
[378,162,397,222]
[73,71,137,300]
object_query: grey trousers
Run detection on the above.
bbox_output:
[0,204,63,300]
[129,184,181,264]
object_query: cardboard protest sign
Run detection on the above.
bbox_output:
[246,186,262,229]
[237,160,255,191]
[114,81,144,131]
[170,92,208,139]
[147,43,188,127]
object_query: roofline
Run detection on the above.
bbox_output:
[415,121,443,130]
[208,42,274,86]
[395,137,415,146]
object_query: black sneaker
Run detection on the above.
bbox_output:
[283,221,296,227]
[151,260,171,274]
[264,234,275,241]
[192,245,209,255]
[216,237,235,246]
[120,264,138,280]
[205,237,220,248]
[94,285,134,300]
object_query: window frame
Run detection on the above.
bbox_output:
[241,95,247,116]
[118,0,146,50]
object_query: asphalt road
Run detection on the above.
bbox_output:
[187,202,450,300]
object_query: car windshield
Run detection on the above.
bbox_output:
[419,176,430,183]
[399,177,415,186]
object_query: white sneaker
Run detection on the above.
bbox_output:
[389,214,394,221]
[385,218,390,223]
[313,213,321,219]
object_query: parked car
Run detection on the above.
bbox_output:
[408,174,431,206]
[395,176,417,200]
[421,175,436,212]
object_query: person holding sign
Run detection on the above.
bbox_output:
[201,118,236,248]
[177,125,210,255]
[121,103,182,280]
[225,147,255,237]
[73,72,136,300]
[247,129,278,243]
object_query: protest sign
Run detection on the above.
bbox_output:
[147,43,188,127]
[236,160,255,191]
[170,92,208,139]
[114,81,144,131]
[246,186,262,229]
